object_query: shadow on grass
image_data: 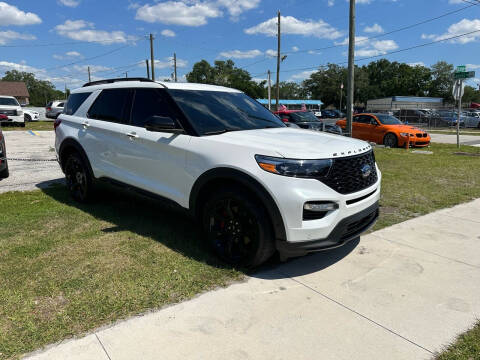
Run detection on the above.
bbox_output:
[39,181,356,277]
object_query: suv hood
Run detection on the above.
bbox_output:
[208,128,371,159]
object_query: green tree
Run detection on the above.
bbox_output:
[1,70,65,106]
[462,85,480,104]
[429,61,454,101]
[186,59,266,99]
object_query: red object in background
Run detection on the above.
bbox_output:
[0,114,7,120]
[470,102,480,108]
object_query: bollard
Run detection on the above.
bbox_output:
[406,134,410,150]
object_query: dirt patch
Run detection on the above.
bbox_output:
[33,294,69,321]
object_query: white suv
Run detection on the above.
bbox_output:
[0,95,25,127]
[55,78,381,267]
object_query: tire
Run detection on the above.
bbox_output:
[202,186,275,268]
[383,133,398,148]
[64,152,94,202]
[24,114,31,122]
[0,162,9,179]
[20,122,25,128]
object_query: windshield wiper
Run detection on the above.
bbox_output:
[204,128,237,135]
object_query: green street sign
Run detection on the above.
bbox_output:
[454,71,475,79]
[457,65,466,72]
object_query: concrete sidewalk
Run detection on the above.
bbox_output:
[26,199,480,360]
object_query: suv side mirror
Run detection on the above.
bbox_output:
[145,116,184,133]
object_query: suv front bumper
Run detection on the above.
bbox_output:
[276,201,379,258]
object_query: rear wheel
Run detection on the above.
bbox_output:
[202,187,275,268]
[0,162,9,179]
[64,152,93,202]
[383,133,398,148]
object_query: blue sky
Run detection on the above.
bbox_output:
[1,0,480,90]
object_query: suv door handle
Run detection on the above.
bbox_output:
[82,121,90,129]
[126,132,138,139]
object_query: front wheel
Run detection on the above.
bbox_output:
[64,152,93,202]
[202,187,275,268]
[383,133,398,148]
[0,162,9,179]
[24,114,31,122]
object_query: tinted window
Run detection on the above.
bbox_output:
[289,112,319,123]
[57,102,65,108]
[46,101,53,107]
[131,89,178,128]
[88,89,131,124]
[168,90,285,135]
[376,114,403,125]
[0,97,19,106]
[64,92,91,115]
[354,115,368,123]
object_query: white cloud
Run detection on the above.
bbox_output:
[408,62,425,67]
[356,0,372,4]
[466,64,480,69]
[53,51,83,60]
[219,49,263,58]
[327,0,335,6]
[0,30,35,45]
[422,19,480,44]
[364,23,383,33]
[0,2,42,26]
[245,16,342,39]
[336,36,398,57]
[289,70,316,81]
[161,29,176,37]
[265,49,277,57]
[55,20,134,44]
[216,0,260,18]
[448,0,463,3]
[58,0,80,7]
[135,1,222,26]
[292,46,299,52]
[138,57,188,69]
[0,60,41,73]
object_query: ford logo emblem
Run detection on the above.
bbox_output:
[360,164,371,178]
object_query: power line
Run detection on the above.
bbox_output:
[0,38,140,48]
[283,2,478,56]
[251,28,480,77]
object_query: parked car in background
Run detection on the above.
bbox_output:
[275,109,343,135]
[0,96,25,127]
[55,78,381,267]
[0,128,9,179]
[462,111,480,128]
[46,100,65,119]
[336,113,430,148]
[393,109,428,124]
[23,108,40,122]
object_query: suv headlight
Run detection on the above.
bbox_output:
[17,110,23,116]
[255,155,332,178]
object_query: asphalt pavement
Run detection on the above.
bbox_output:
[0,131,64,193]
[430,133,480,146]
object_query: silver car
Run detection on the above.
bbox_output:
[46,100,65,119]
[462,111,480,128]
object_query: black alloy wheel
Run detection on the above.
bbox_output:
[383,133,398,148]
[64,153,92,202]
[203,188,274,267]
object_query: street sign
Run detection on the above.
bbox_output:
[457,65,466,72]
[454,71,475,79]
[452,80,464,100]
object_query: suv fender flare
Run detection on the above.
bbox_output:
[58,138,94,177]
[189,167,287,242]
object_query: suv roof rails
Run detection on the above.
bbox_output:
[82,77,156,88]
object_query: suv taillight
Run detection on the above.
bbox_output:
[47,107,52,111]
[54,118,62,131]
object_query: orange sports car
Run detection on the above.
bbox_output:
[336,113,431,148]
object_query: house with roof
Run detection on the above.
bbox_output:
[0,81,30,105]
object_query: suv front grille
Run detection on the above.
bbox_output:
[0,109,16,116]
[320,150,377,194]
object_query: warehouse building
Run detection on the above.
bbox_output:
[366,96,443,111]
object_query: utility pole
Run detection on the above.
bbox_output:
[267,70,272,110]
[275,10,281,111]
[124,72,128,78]
[173,52,178,82]
[87,66,91,82]
[346,0,356,137]
[146,59,150,79]
[339,83,343,112]
[149,33,155,81]
[457,79,462,148]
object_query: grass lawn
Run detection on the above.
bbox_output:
[1,121,53,132]
[434,322,480,360]
[0,143,479,359]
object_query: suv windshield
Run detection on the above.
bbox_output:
[376,114,403,125]
[289,111,319,123]
[0,97,19,106]
[168,90,285,135]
